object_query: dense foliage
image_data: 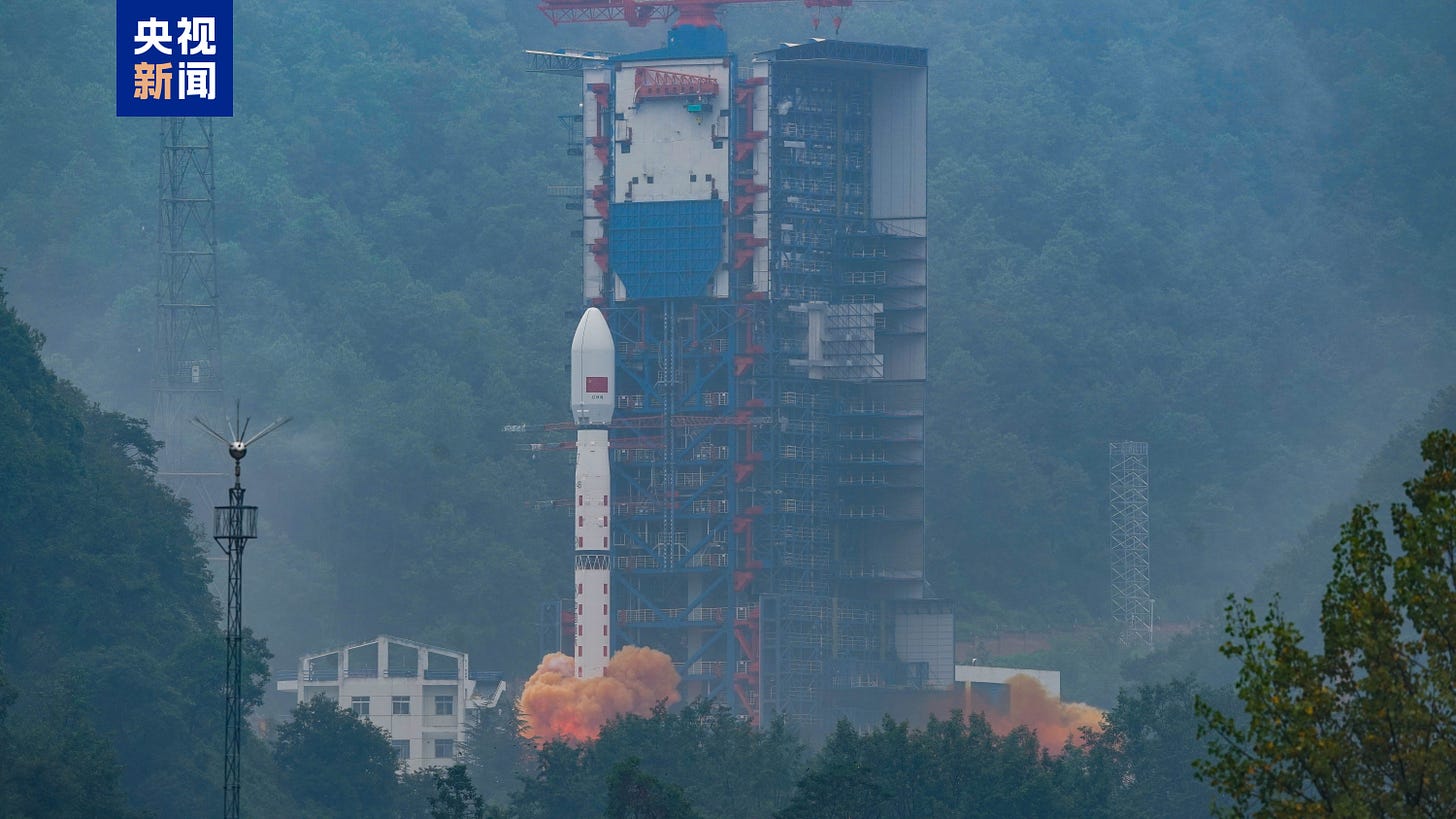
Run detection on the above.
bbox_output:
[0,278,293,815]
[1197,430,1456,817]
[462,693,532,806]
[510,699,805,818]
[274,696,404,817]
[0,649,144,819]
[605,758,702,819]
[489,689,1216,817]
[778,714,1097,818]
[1093,678,1226,817]
[430,763,489,819]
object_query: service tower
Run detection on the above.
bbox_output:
[547,4,941,731]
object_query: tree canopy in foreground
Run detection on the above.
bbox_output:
[1197,430,1456,817]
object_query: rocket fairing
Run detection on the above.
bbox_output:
[570,308,614,679]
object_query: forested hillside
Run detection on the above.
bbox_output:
[0,279,297,816]
[2,0,1453,690]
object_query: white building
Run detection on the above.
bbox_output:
[276,635,506,772]
[954,664,1062,713]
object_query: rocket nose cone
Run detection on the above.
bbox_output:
[572,307,613,355]
[571,307,616,426]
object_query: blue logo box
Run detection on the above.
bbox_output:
[117,0,232,116]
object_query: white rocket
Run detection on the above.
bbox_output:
[570,307,614,678]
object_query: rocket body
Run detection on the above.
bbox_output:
[571,308,614,678]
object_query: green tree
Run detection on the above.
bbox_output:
[1196,430,1456,816]
[776,713,1095,819]
[0,649,144,819]
[397,767,440,818]
[1,710,144,819]
[510,740,592,819]
[512,699,804,818]
[1084,678,1224,817]
[274,695,401,818]
[605,757,701,819]
[461,694,529,806]
[430,763,486,819]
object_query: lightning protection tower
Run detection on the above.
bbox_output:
[1109,441,1153,651]
[198,407,289,819]
[154,117,223,494]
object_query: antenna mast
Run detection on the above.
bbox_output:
[197,404,289,819]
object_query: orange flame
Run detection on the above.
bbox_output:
[967,674,1104,752]
[518,646,681,745]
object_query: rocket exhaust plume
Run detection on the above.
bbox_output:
[519,646,681,745]
[967,674,1104,753]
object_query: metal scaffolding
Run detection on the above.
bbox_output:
[1109,441,1153,651]
[756,58,929,731]
[153,116,223,492]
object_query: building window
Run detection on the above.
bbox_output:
[351,696,370,717]
[390,740,409,760]
[392,696,410,715]
[435,695,454,716]
[434,738,455,759]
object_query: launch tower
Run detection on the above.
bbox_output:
[547,15,938,731]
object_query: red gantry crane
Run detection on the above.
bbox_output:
[539,0,854,31]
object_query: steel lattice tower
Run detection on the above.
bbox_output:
[1109,441,1153,651]
[197,409,287,819]
[214,470,256,819]
[154,117,222,490]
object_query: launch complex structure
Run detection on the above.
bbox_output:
[544,2,943,732]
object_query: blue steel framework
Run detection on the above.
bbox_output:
[549,36,929,732]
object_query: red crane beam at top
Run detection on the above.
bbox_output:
[539,1,852,29]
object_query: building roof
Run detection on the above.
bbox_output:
[755,39,927,68]
[297,634,467,662]
[612,24,730,62]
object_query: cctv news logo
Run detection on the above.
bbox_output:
[117,1,232,116]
